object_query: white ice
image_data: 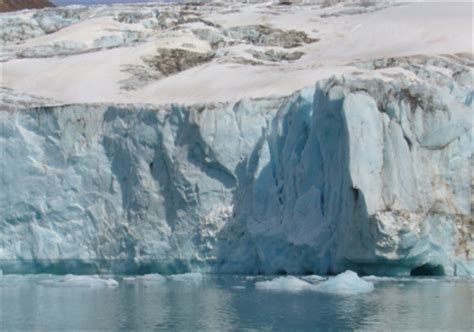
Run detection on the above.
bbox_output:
[314,271,374,295]
[255,276,313,292]
[38,275,118,288]
[168,272,204,285]
[256,271,374,295]
[301,275,326,284]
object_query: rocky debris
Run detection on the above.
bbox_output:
[249,49,304,62]
[119,64,162,91]
[1,3,322,93]
[191,25,228,50]
[116,10,159,24]
[0,0,54,13]
[192,24,316,52]
[143,48,215,76]
[226,25,318,49]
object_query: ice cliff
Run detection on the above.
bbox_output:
[1,54,472,276]
[0,2,472,276]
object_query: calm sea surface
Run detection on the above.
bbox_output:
[1,275,472,331]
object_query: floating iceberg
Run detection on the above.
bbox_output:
[138,274,166,283]
[362,275,439,283]
[122,276,137,283]
[168,272,204,285]
[255,276,313,292]
[256,271,374,294]
[1,274,54,287]
[123,274,166,284]
[231,285,246,290]
[362,275,398,282]
[314,271,374,295]
[38,275,118,288]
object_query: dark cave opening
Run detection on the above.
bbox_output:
[410,263,445,276]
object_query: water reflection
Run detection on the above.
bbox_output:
[2,276,472,331]
[358,280,473,330]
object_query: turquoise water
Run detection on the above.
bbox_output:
[1,275,473,331]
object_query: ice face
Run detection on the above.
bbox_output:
[0,56,472,276]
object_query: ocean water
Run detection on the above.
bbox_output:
[1,275,472,331]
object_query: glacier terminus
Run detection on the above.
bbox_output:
[0,1,472,277]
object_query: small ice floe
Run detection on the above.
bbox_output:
[301,275,326,284]
[411,278,438,283]
[231,285,246,290]
[38,275,118,288]
[362,275,439,283]
[122,276,137,283]
[243,275,266,281]
[362,275,397,282]
[255,276,313,292]
[137,273,166,282]
[315,270,374,295]
[168,272,203,285]
[3,274,55,287]
[123,274,166,284]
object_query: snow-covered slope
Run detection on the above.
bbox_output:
[0,1,472,275]
[1,1,471,104]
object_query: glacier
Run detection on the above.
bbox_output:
[1,55,472,276]
[0,2,472,277]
